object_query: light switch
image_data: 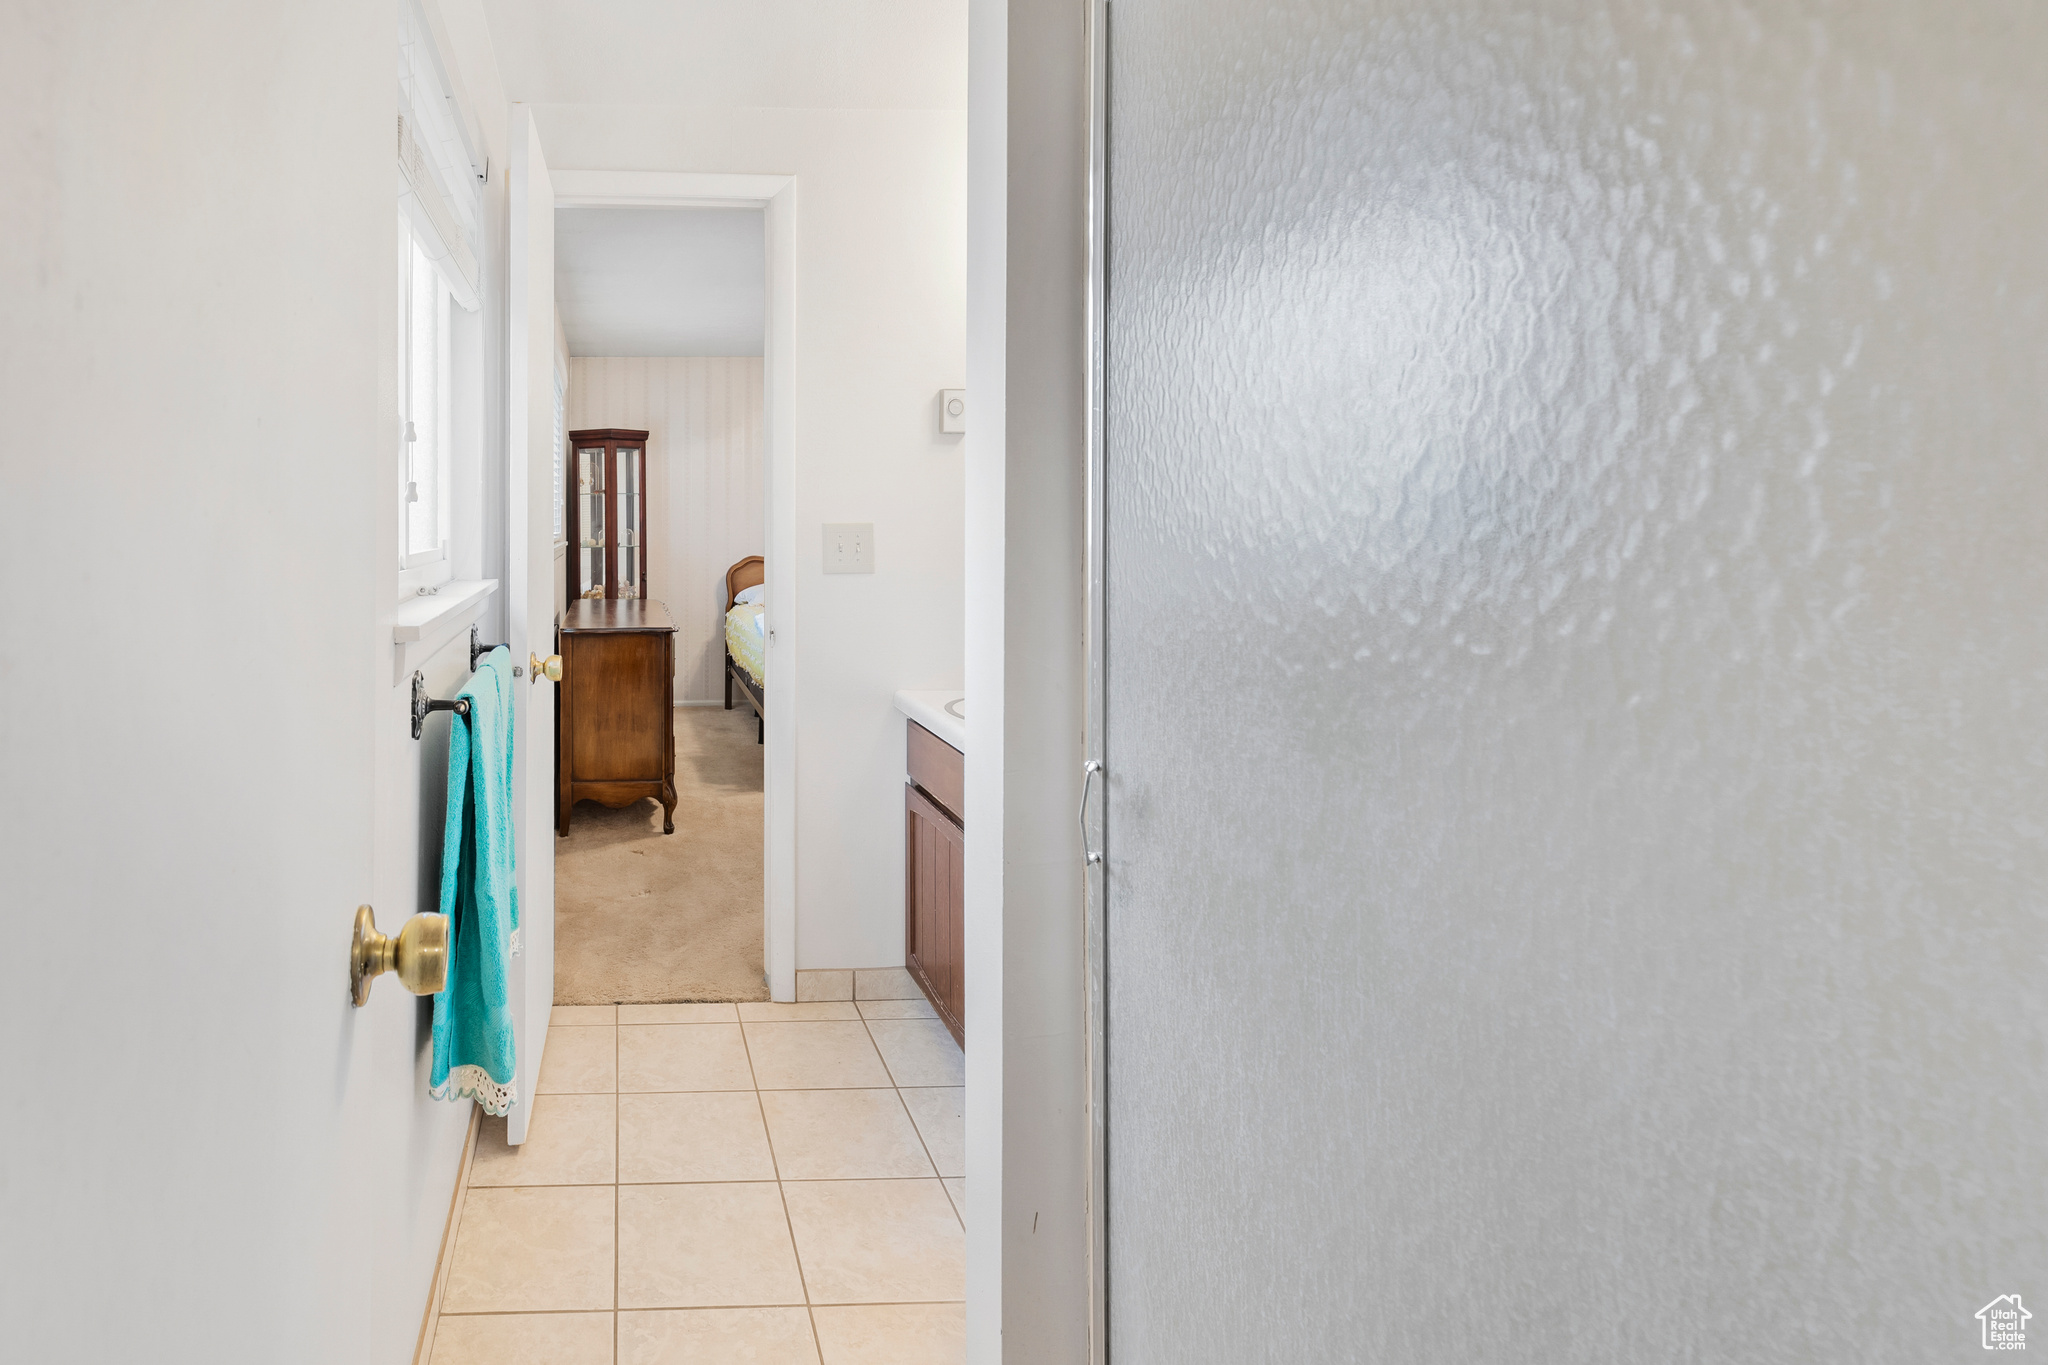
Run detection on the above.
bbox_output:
[939,388,967,435]
[823,522,875,574]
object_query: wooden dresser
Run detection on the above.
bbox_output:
[556,599,677,835]
[904,721,965,1043]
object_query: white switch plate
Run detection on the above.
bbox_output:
[939,388,966,434]
[823,522,875,574]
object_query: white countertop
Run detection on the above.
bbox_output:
[895,689,966,751]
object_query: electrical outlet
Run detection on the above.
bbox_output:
[823,522,875,574]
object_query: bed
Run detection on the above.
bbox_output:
[724,555,766,743]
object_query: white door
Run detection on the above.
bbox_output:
[505,109,558,1145]
[3,5,403,1354]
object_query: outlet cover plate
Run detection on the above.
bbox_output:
[823,522,874,574]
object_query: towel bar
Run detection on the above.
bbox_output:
[411,671,469,740]
[470,625,509,673]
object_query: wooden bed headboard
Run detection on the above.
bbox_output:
[725,555,765,610]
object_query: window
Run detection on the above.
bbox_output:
[396,2,481,599]
[401,232,453,581]
[552,369,567,545]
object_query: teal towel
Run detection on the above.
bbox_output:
[429,647,520,1114]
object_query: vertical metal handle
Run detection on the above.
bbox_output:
[1080,760,1103,866]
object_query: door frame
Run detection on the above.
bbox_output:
[549,168,799,1001]
[506,112,558,1145]
[1083,0,1112,1357]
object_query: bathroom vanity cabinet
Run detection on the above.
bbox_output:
[904,721,965,1043]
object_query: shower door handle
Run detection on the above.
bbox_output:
[1080,760,1103,867]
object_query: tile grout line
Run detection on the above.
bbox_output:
[860,1010,946,1189]
[615,1021,621,1355]
[739,1010,825,1364]
[861,1002,966,1233]
[467,1176,959,1190]
[439,1299,964,1317]
[540,1079,963,1096]
[868,987,970,1244]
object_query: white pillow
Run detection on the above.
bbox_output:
[734,584,765,606]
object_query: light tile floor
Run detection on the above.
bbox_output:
[428,971,964,1365]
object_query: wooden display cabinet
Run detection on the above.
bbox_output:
[556,599,677,836]
[566,428,649,602]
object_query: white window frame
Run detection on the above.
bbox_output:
[394,0,484,607]
[399,227,455,594]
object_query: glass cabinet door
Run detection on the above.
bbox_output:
[576,446,607,598]
[565,430,650,603]
[615,446,644,599]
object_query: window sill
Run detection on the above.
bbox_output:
[399,561,455,597]
[391,578,497,684]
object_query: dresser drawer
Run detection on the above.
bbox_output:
[907,721,964,825]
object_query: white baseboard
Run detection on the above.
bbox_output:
[411,1103,482,1365]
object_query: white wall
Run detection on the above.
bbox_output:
[567,357,765,701]
[376,9,516,1358]
[482,0,965,110]
[482,0,965,977]
[518,103,967,970]
[0,3,494,1360]
[963,0,1092,1359]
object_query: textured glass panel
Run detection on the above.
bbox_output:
[574,448,608,600]
[1104,4,2048,1361]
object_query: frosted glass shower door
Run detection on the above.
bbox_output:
[1098,2,2048,1361]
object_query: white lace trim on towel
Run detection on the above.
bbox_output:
[432,1065,517,1116]
[510,927,522,956]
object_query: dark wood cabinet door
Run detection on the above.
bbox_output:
[942,812,965,1030]
[906,782,965,1044]
[907,784,947,1007]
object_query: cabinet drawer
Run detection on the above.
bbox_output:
[907,721,964,825]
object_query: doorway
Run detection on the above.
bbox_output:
[550,171,798,1002]
[420,133,967,1364]
[552,203,770,1004]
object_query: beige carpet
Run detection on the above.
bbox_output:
[553,705,768,1004]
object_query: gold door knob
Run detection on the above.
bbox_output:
[531,652,563,685]
[349,905,448,1007]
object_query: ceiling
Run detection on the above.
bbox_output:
[481,0,966,110]
[554,206,765,358]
